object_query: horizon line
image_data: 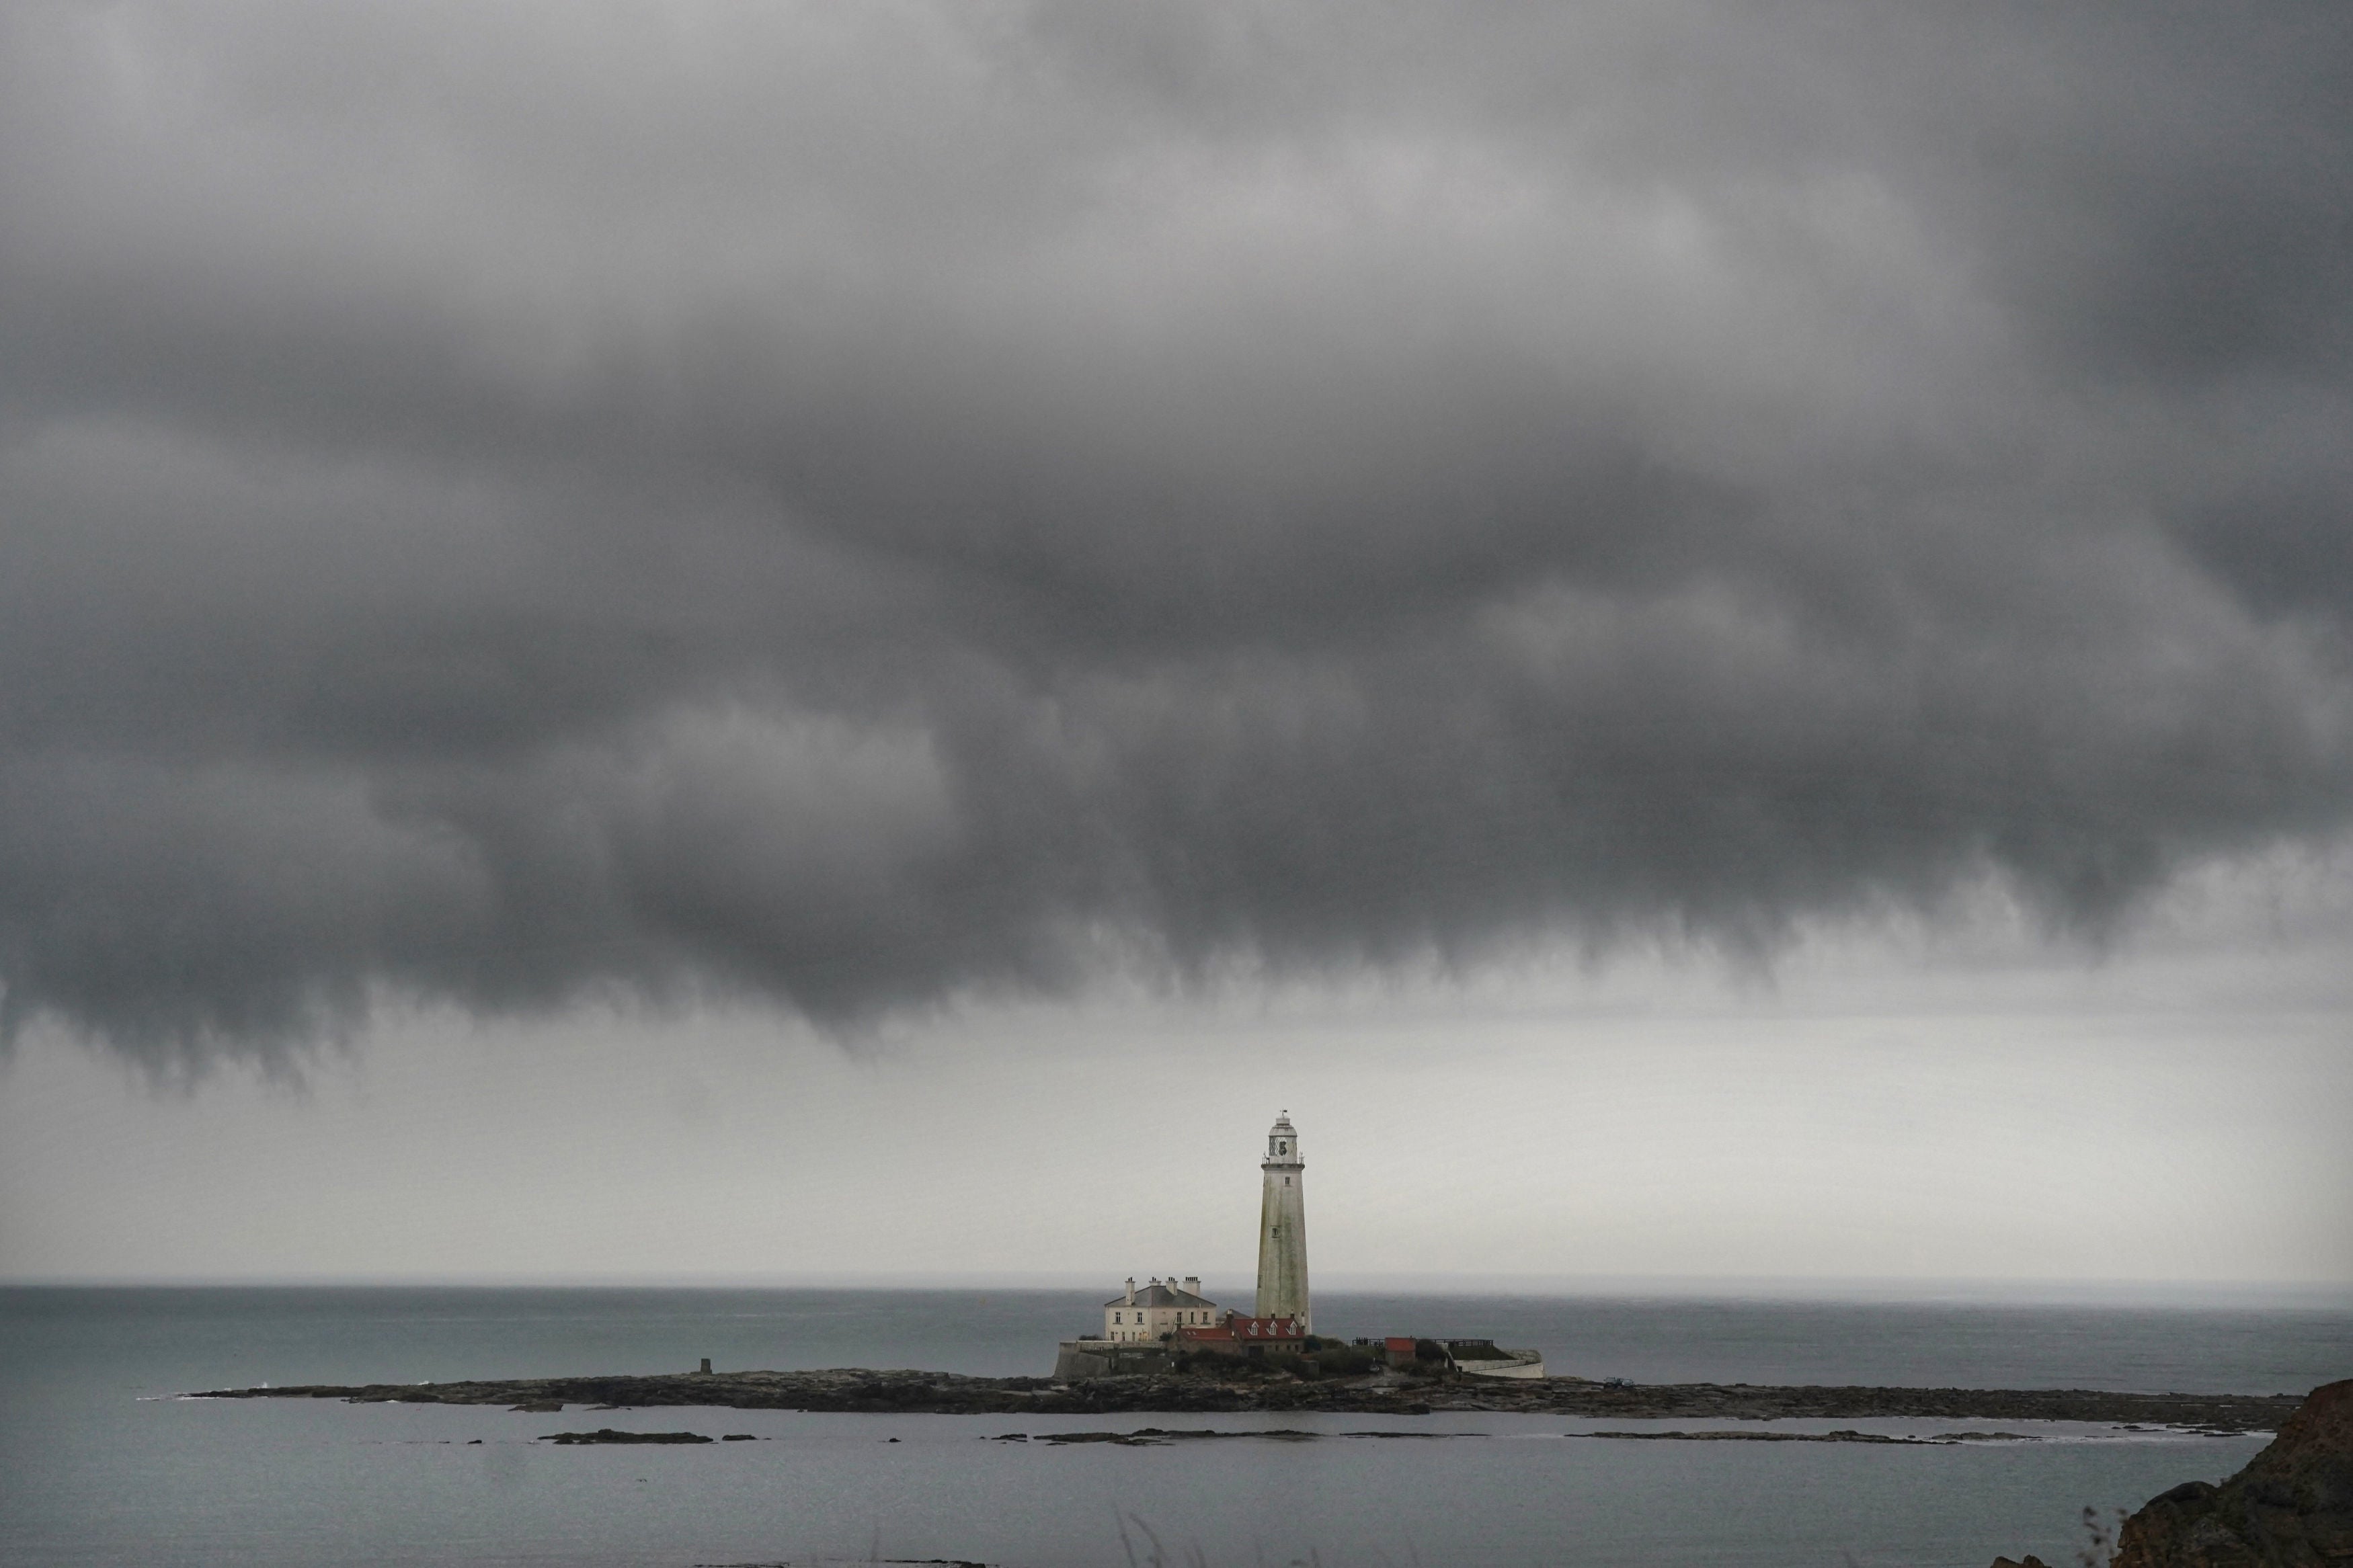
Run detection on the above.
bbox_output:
[4,1270,2347,1308]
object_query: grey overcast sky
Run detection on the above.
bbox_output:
[1,1,2349,1291]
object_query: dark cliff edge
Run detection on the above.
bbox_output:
[1991,1378,2352,1568]
[186,1369,2300,1428]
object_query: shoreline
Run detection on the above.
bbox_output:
[188,1370,2300,1430]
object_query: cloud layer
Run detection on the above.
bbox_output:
[1,1,2348,1066]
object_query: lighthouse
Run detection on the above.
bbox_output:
[1254,1112,1310,1330]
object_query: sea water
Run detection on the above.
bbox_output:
[2,1287,2346,1567]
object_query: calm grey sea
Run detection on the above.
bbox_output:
[3,1287,2347,1567]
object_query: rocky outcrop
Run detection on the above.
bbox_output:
[2106,1378,2353,1568]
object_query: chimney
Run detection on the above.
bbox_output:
[1184,1276,1201,1296]
[1124,1277,1136,1305]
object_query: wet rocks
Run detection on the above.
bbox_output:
[189,1370,2302,1430]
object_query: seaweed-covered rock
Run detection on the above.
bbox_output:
[187,1371,2301,1428]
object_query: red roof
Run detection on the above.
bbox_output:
[1175,1312,1307,1344]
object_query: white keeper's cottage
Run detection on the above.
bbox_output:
[1102,1276,1219,1342]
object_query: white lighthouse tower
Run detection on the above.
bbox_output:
[1254,1112,1310,1330]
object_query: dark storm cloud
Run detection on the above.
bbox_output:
[1,1,2349,1067]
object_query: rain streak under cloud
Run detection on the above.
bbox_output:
[1,1,2350,1070]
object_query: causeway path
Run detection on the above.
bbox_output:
[191,1372,2303,1431]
